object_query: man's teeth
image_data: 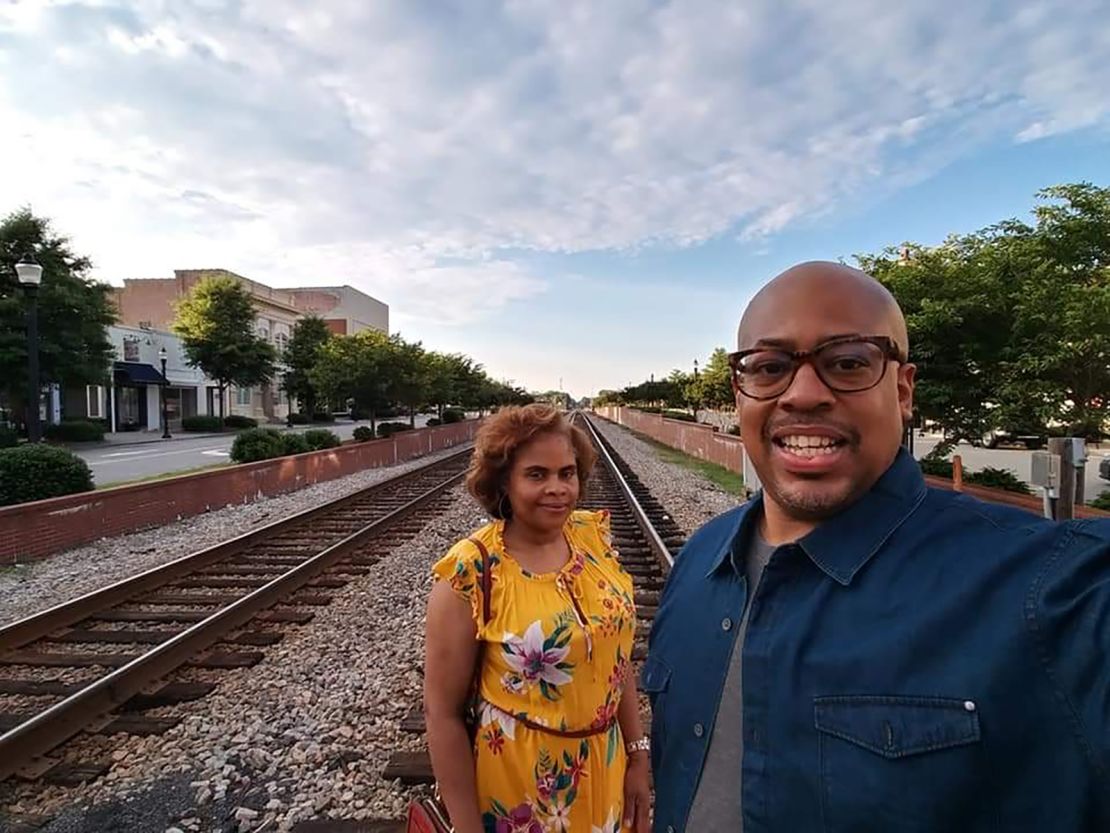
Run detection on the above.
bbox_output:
[779,435,841,456]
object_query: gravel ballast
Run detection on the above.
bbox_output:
[589,415,741,534]
[0,446,468,628]
[2,487,488,832]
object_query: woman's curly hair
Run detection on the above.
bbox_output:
[466,404,597,519]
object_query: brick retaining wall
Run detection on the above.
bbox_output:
[0,421,480,565]
[595,406,745,473]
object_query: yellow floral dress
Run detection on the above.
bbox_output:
[432,509,636,833]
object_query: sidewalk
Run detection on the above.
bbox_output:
[67,419,362,450]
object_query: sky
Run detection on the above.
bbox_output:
[1,1,1108,398]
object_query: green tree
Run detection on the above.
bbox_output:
[688,348,734,410]
[0,209,115,429]
[1011,183,1110,437]
[384,335,430,427]
[310,329,392,433]
[860,182,1110,448]
[861,239,1009,448]
[172,276,277,424]
[281,315,332,416]
[425,352,490,417]
[490,380,533,408]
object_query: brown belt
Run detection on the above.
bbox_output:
[484,700,616,739]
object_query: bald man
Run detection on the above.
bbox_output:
[643,262,1110,832]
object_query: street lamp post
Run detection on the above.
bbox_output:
[159,346,171,439]
[15,253,43,443]
[692,358,699,418]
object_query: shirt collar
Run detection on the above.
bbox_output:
[706,495,764,577]
[708,449,928,585]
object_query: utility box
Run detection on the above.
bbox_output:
[1064,437,1087,465]
[1030,452,1060,493]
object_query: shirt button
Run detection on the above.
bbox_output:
[964,700,977,712]
[693,722,705,737]
[721,617,733,631]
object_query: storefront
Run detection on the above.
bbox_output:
[112,361,166,432]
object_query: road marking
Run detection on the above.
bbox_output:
[201,450,230,457]
[88,446,229,466]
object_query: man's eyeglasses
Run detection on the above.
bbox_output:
[728,336,905,401]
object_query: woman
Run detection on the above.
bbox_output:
[424,404,651,833]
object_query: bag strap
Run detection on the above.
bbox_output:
[465,537,492,712]
[467,537,492,626]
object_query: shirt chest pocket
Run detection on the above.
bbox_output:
[814,696,987,833]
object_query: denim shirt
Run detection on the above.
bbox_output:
[643,449,1110,832]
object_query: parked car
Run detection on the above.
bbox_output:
[1099,456,1110,482]
[978,427,1047,450]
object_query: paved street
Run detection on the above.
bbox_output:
[77,416,439,486]
[912,435,1109,503]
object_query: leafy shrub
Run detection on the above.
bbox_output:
[230,428,286,463]
[662,410,696,423]
[280,433,310,455]
[918,457,955,479]
[377,421,412,438]
[441,408,465,424]
[0,444,94,506]
[965,467,1031,494]
[353,426,375,442]
[182,415,222,432]
[918,457,1031,494]
[286,412,310,425]
[426,417,442,427]
[0,426,18,448]
[44,420,105,443]
[312,412,336,423]
[1089,491,1110,511]
[303,429,340,450]
[223,415,258,429]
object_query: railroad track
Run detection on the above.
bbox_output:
[0,446,474,787]
[378,411,685,791]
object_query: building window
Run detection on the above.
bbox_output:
[275,332,288,352]
[86,385,104,419]
[123,337,140,362]
[274,386,286,407]
[236,386,253,406]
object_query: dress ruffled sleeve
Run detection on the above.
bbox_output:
[431,537,492,636]
[567,508,628,579]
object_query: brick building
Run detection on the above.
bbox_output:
[113,270,388,423]
[286,286,389,336]
[64,325,219,434]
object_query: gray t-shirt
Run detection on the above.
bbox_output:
[685,528,776,831]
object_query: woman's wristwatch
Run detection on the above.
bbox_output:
[626,737,651,755]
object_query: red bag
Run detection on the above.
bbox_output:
[406,538,492,832]
[406,794,452,833]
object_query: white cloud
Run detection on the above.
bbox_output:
[0,0,1108,331]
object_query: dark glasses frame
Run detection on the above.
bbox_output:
[728,335,906,401]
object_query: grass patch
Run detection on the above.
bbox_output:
[631,432,746,496]
[95,463,229,490]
